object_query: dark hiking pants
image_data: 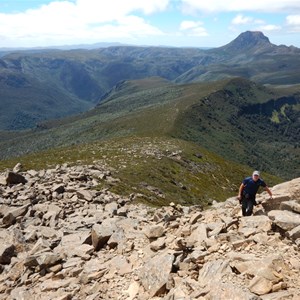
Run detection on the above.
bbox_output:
[241,193,256,216]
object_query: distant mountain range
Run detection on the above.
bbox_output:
[0,42,128,53]
[1,31,300,130]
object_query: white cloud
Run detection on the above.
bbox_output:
[231,14,253,25]
[286,14,300,32]
[230,14,281,33]
[181,0,300,13]
[256,24,281,31]
[286,14,300,25]
[189,27,209,36]
[0,0,169,47]
[179,20,202,30]
[179,20,208,36]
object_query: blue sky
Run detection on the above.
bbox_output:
[0,0,300,48]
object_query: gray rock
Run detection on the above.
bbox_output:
[52,184,65,194]
[150,237,166,251]
[68,244,94,258]
[24,255,38,267]
[2,212,16,226]
[6,172,27,185]
[104,202,118,215]
[40,278,75,292]
[29,238,51,255]
[139,253,174,297]
[91,219,117,250]
[13,163,23,173]
[287,225,300,240]
[280,200,300,214]
[186,223,207,247]
[249,276,273,295]
[189,212,202,224]
[0,243,15,264]
[268,210,300,231]
[60,231,91,247]
[107,228,125,249]
[0,175,6,185]
[144,225,165,239]
[2,204,30,226]
[10,287,32,300]
[77,190,94,202]
[36,252,62,268]
[198,259,231,287]
[207,282,260,300]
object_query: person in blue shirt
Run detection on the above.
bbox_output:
[238,170,273,216]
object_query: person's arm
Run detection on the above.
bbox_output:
[265,186,273,199]
[238,183,244,201]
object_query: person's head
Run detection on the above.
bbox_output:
[252,170,260,181]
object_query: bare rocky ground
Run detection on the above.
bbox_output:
[0,162,300,300]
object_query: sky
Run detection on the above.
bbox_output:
[0,0,300,49]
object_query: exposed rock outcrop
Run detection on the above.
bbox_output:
[0,163,300,299]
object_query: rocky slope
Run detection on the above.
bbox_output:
[0,163,300,299]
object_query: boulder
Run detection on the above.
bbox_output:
[91,219,117,250]
[0,244,15,264]
[139,253,174,297]
[249,276,273,295]
[6,172,27,185]
[198,259,231,287]
[280,200,300,214]
[77,190,94,202]
[207,282,259,300]
[287,225,300,240]
[238,215,272,237]
[12,163,23,173]
[2,204,30,226]
[186,223,207,248]
[268,210,300,231]
[36,252,62,268]
[144,225,165,239]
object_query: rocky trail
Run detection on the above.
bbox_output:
[0,163,300,299]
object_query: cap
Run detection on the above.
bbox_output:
[253,170,260,176]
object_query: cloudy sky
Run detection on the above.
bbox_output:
[0,0,300,48]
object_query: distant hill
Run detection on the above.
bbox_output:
[176,31,300,84]
[217,31,272,53]
[1,31,300,130]
[0,42,127,52]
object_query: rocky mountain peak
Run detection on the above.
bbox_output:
[221,30,272,52]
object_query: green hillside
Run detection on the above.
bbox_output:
[0,77,224,158]
[171,78,300,179]
[2,76,298,206]
[0,77,299,181]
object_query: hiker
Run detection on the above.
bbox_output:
[237,170,273,216]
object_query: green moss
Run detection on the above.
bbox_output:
[271,110,280,123]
